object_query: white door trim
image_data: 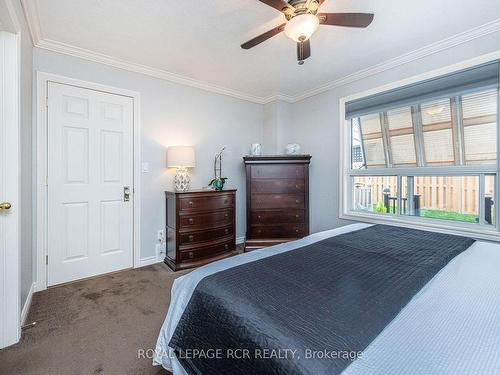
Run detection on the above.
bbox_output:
[0,30,21,348]
[36,72,141,292]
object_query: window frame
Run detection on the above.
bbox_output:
[339,53,500,241]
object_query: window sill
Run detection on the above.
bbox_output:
[340,211,500,242]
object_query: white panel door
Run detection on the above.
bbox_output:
[47,82,134,286]
[0,31,20,349]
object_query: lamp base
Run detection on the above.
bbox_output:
[174,168,190,192]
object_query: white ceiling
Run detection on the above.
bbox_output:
[26,0,500,102]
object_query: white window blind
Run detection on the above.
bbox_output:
[344,60,500,237]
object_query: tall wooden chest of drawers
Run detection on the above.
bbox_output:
[244,155,311,251]
[164,189,237,271]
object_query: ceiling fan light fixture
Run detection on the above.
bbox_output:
[284,13,319,42]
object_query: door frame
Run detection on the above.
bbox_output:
[0,30,21,348]
[36,72,141,291]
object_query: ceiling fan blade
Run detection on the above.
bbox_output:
[257,0,294,13]
[241,23,286,49]
[318,13,374,28]
[297,39,311,65]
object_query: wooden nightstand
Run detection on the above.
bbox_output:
[164,189,237,271]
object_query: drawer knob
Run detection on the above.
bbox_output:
[188,218,194,225]
[224,244,229,250]
[188,201,194,207]
[258,215,261,219]
[225,228,229,234]
[295,214,299,218]
[295,199,299,204]
[225,213,229,218]
[188,251,194,259]
[295,185,300,189]
[258,230,262,234]
[188,235,194,242]
[295,229,299,233]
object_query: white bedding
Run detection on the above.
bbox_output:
[154,223,500,374]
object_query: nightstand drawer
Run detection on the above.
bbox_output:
[179,194,233,212]
[180,239,235,261]
[179,226,233,245]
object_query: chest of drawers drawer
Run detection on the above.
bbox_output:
[179,239,234,262]
[179,210,232,231]
[178,226,233,246]
[251,194,305,210]
[251,210,305,224]
[251,179,305,194]
[251,164,305,179]
[179,194,233,212]
[250,224,307,239]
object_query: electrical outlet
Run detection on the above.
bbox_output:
[157,229,165,244]
[156,244,165,258]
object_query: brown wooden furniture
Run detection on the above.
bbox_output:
[244,155,311,251]
[164,189,237,271]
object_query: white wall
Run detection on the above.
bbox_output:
[282,31,500,233]
[263,100,294,155]
[33,48,264,267]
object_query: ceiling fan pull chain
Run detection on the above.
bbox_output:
[298,41,305,65]
[297,37,311,65]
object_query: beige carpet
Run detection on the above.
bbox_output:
[0,263,192,374]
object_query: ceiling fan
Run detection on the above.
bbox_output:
[241,0,374,65]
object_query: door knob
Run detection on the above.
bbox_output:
[123,186,130,202]
[0,202,12,210]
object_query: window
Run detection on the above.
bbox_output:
[462,89,497,164]
[343,60,500,237]
[421,99,455,165]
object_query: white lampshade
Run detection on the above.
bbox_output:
[167,146,196,168]
[284,14,319,42]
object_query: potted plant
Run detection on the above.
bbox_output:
[208,147,228,191]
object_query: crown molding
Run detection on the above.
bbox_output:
[268,18,500,103]
[261,93,295,104]
[35,38,268,104]
[20,0,41,45]
[20,0,500,105]
[289,18,500,103]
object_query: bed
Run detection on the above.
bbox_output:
[154,223,500,375]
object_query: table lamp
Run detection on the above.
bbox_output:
[167,146,196,192]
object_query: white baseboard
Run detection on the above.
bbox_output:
[236,236,245,245]
[139,255,163,268]
[21,283,35,326]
